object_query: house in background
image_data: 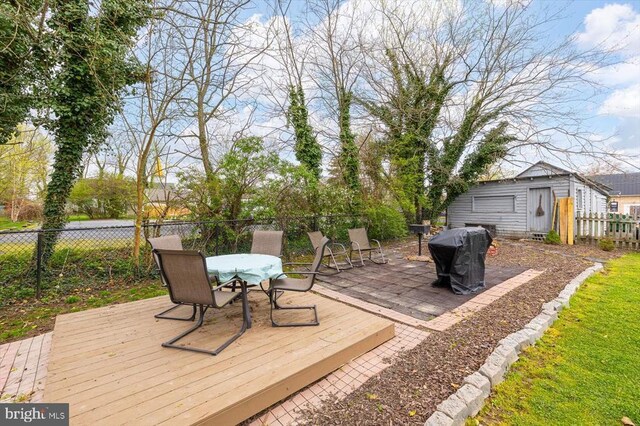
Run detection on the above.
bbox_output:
[446,161,610,239]
[145,182,190,219]
[591,172,640,217]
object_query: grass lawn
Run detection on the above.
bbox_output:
[473,253,640,425]
[66,214,92,221]
[0,216,37,231]
[0,281,166,343]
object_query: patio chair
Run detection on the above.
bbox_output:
[348,228,388,266]
[153,248,249,355]
[267,237,330,327]
[147,235,196,321]
[308,231,353,273]
[250,230,284,257]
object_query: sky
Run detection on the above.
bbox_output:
[101,0,640,182]
[246,0,640,172]
[552,0,640,167]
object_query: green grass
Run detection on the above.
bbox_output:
[67,214,137,221]
[473,253,640,426]
[0,216,37,231]
[0,282,166,343]
[66,214,91,221]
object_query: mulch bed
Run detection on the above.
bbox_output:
[300,239,625,425]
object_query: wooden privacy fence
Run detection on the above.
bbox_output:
[576,212,640,249]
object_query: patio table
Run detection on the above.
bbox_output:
[206,254,284,328]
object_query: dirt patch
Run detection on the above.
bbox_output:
[300,239,626,425]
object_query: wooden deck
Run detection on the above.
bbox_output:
[44,291,394,425]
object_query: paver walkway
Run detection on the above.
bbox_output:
[317,253,526,320]
[250,323,430,426]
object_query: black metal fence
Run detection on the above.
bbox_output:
[0,215,371,303]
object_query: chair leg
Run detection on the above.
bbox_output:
[155,304,197,321]
[327,251,341,272]
[350,248,365,267]
[270,291,319,327]
[319,254,342,276]
[161,303,248,355]
[369,248,388,264]
[343,252,354,269]
[324,250,354,272]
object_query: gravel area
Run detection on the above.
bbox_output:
[301,239,625,425]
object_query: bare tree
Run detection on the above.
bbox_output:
[306,0,364,192]
[118,0,192,262]
[170,0,273,185]
[354,0,626,221]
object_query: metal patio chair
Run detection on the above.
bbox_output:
[147,235,197,321]
[153,249,249,355]
[348,228,388,266]
[307,231,353,273]
[267,236,329,327]
[250,230,284,257]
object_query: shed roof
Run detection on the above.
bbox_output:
[591,172,640,196]
[480,161,610,194]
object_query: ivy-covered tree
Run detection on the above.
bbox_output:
[361,50,515,223]
[0,2,39,144]
[338,89,360,193]
[0,0,149,261]
[359,49,451,223]
[287,85,322,181]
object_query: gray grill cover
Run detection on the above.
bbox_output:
[427,227,493,295]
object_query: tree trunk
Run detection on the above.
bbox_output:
[41,132,86,263]
[132,171,146,264]
[132,127,157,264]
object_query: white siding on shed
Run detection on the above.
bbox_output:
[572,178,607,215]
[472,195,515,213]
[447,175,571,237]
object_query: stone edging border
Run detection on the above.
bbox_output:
[424,262,604,426]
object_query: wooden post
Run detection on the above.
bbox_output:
[567,197,574,245]
[559,198,568,244]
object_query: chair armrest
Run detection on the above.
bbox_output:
[371,239,383,248]
[329,242,348,253]
[211,277,238,289]
[271,271,319,280]
[351,241,361,250]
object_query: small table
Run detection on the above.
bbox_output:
[206,254,284,328]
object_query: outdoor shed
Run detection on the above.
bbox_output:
[447,161,610,238]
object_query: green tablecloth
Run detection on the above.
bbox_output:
[206,254,283,285]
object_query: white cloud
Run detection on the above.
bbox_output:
[575,3,640,161]
[592,55,640,86]
[576,3,640,55]
[599,83,640,117]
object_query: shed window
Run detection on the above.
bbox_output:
[472,195,515,213]
[576,189,583,210]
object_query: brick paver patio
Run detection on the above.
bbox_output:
[317,251,527,321]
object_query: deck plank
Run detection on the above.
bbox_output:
[45,292,394,425]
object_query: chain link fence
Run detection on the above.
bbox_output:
[0,215,370,303]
